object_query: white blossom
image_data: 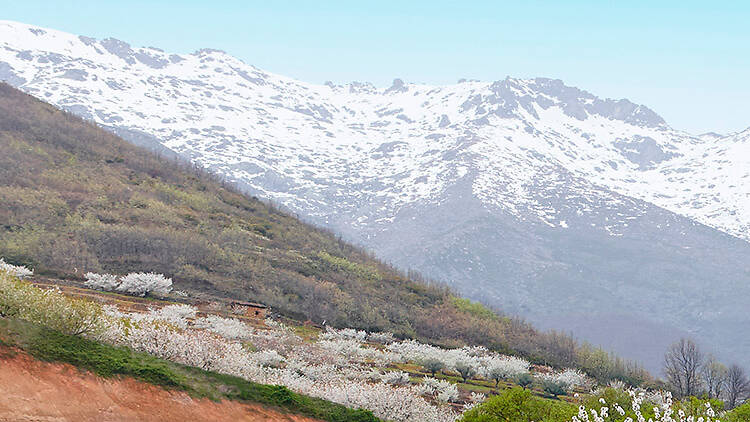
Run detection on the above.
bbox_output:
[194,314,252,340]
[84,272,119,291]
[0,259,33,279]
[116,272,172,296]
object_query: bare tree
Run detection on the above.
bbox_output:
[663,338,704,398]
[726,364,750,409]
[702,356,728,399]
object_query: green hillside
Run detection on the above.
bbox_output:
[0,83,646,383]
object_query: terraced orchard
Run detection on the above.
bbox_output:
[1,264,597,421]
[4,263,745,422]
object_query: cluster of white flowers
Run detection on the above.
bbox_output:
[465,391,487,410]
[479,355,531,381]
[193,314,252,340]
[85,272,172,296]
[539,368,588,388]
[419,376,461,403]
[251,349,286,367]
[316,337,400,365]
[83,272,119,291]
[320,326,396,345]
[367,331,396,344]
[572,390,720,422]
[380,370,411,385]
[0,259,33,279]
[388,339,482,370]
[148,304,197,328]
[386,338,534,385]
[320,326,368,342]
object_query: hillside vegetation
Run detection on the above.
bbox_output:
[0,83,645,383]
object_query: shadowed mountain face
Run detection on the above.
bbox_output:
[1,20,749,371]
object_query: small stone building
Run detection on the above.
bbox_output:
[230,300,267,319]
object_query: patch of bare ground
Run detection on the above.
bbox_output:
[0,348,323,422]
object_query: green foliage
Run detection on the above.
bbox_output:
[29,326,183,386]
[675,396,724,419]
[455,361,477,382]
[315,251,382,281]
[459,387,576,422]
[725,401,750,422]
[0,270,104,336]
[451,297,498,321]
[0,318,379,422]
[421,357,445,376]
[579,388,660,422]
[578,391,724,422]
[576,343,649,386]
[541,378,568,397]
[515,373,533,389]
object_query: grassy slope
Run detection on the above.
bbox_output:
[0,83,646,381]
[0,318,378,422]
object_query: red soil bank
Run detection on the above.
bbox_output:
[0,349,323,422]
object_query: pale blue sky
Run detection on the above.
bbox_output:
[2,0,749,134]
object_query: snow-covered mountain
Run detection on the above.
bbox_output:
[2,20,749,371]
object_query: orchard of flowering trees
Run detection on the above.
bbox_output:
[8,263,749,422]
[2,264,596,422]
[100,306,460,421]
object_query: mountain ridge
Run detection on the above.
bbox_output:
[1,20,749,372]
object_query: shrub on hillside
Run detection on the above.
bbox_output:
[450,297,498,321]
[0,271,104,336]
[515,373,533,389]
[726,401,750,422]
[421,358,446,377]
[541,378,568,397]
[455,361,477,383]
[459,387,576,422]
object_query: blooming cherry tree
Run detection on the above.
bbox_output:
[84,272,119,291]
[116,272,172,296]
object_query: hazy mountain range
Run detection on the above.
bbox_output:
[2,20,749,372]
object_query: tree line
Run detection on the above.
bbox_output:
[664,338,749,409]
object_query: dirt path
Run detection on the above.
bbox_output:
[0,349,324,422]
